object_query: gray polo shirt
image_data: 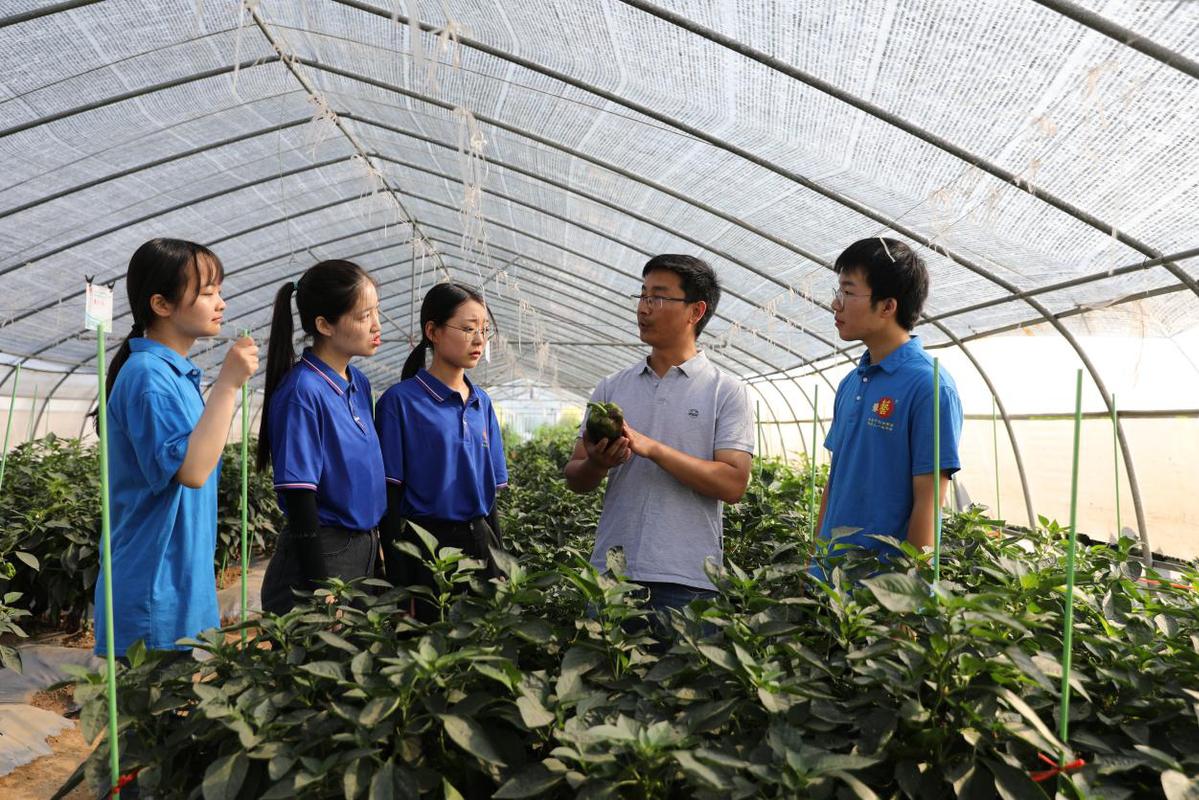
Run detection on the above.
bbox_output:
[584,351,754,589]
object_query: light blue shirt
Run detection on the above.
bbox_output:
[818,336,963,562]
[94,338,218,656]
[584,352,754,590]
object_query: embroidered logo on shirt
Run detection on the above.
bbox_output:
[868,396,897,432]
[688,408,699,417]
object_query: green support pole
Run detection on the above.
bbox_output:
[755,400,762,459]
[27,384,38,442]
[808,386,818,544]
[96,326,120,791]
[240,330,251,641]
[992,396,1001,521]
[0,363,20,493]
[1111,393,1122,538]
[932,358,943,585]
[1059,369,1084,763]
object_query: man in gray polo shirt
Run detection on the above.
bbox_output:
[564,254,754,614]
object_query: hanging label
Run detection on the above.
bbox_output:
[484,339,491,364]
[84,283,114,332]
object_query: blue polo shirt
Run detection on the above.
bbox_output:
[267,350,386,530]
[375,369,508,522]
[95,337,219,656]
[819,336,963,560]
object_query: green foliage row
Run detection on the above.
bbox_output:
[0,433,282,630]
[59,428,1199,799]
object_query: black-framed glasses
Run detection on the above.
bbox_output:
[443,323,495,342]
[631,293,691,310]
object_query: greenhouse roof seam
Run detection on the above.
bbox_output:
[326,0,1198,315]
[247,6,455,287]
[1031,0,1199,80]
[0,0,101,31]
[0,117,312,223]
[617,0,1195,289]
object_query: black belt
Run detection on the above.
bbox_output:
[285,524,379,537]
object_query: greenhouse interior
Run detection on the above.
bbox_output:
[0,0,1197,798]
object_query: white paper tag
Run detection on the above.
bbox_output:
[84,283,114,332]
[484,339,491,364]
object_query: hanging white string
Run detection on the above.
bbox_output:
[397,0,465,91]
[230,0,261,100]
[878,237,896,262]
[453,106,490,279]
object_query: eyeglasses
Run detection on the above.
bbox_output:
[631,293,691,310]
[443,323,495,342]
[832,288,872,306]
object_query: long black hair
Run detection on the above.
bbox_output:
[106,238,224,398]
[400,282,490,381]
[257,259,374,470]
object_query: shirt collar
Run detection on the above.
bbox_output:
[639,350,710,378]
[415,368,479,406]
[129,337,201,382]
[856,335,923,375]
[300,349,352,396]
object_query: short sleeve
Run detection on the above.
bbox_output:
[374,391,405,486]
[910,378,964,476]
[714,379,755,454]
[488,404,508,488]
[124,390,194,494]
[271,399,324,491]
[823,413,840,453]
[824,373,854,453]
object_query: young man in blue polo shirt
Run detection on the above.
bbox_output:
[814,237,964,573]
[564,254,755,615]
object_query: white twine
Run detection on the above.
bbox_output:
[878,237,896,262]
[230,0,262,100]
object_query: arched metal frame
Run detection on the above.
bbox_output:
[325,0,1184,555]
[12,117,1193,531]
[23,162,844,434]
[2,1,1192,560]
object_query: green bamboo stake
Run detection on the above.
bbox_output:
[808,386,818,544]
[27,384,38,442]
[1059,369,1084,765]
[992,396,1001,521]
[0,363,20,493]
[96,325,121,791]
[1111,393,1122,538]
[755,400,762,459]
[932,358,943,585]
[239,330,251,641]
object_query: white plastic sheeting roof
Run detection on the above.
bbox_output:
[1,1,1197,554]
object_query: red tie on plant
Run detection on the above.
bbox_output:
[1138,577,1194,591]
[1029,752,1085,783]
[109,768,141,796]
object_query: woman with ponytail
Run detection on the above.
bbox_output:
[375,283,508,622]
[257,260,386,614]
[95,238,258,658]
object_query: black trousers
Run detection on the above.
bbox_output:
[261,525,379,614]
[392,516,500,623]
